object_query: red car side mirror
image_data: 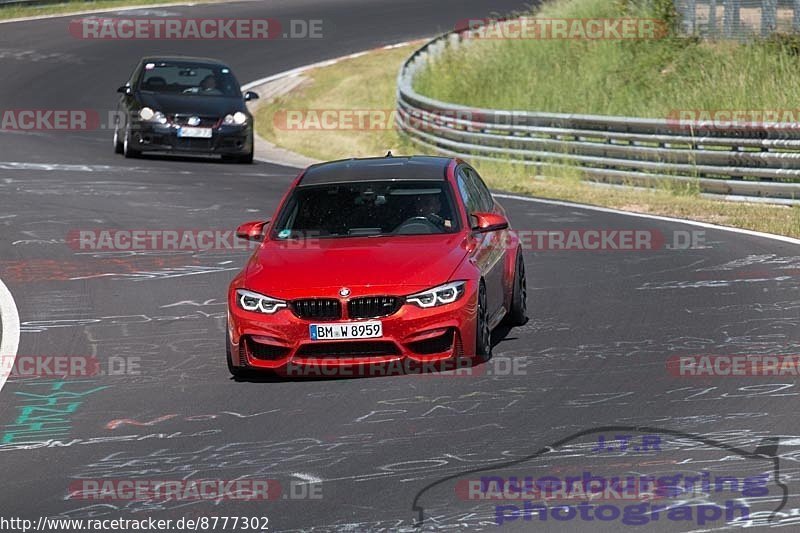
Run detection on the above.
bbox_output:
[471,212,509,233]
[235,220,270,241]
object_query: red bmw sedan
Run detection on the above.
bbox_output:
[226,155,527,377]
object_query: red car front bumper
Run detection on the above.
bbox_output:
[227,283,478,376]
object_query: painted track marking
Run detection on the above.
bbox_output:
[0,276,20,393]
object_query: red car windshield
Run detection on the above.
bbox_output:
[272,181,461,238]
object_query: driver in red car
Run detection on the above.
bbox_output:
[416,193,447,228]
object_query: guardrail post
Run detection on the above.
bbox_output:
[708,0,718,37]
[723,0,741,38]
[794,0,800,32]
[678,0,698,34]
[687,0,697,34]
[762,0,777,37]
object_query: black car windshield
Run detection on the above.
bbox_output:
[138,61,242,97]
[273,180,461,238]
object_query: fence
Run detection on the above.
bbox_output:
[395,28,800,201]
[675,0,800,38]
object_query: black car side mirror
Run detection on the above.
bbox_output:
[117,85,131,95]
[243,91,260,102]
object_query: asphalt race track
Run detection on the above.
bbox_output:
[0,1,799,531]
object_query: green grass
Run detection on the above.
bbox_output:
[0,0,218,21]
[256,44,419,160]
[414,0,800,117]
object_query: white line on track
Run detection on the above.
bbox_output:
[0,276,20,394]
[493,193,800,246]
[292,472,322,484]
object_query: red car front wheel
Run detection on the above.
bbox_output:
[475,282,492,362]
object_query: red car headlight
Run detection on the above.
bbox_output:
[406,281,466,309]
[236,289,287,314]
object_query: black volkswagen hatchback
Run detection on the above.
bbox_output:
[114,56,259,163]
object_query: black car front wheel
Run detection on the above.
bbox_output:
[222,146,254,164]
[123,126,141,159]
[113,125,124,154]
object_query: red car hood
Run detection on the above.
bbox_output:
[243,233,468,298]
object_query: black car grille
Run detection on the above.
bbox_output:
[171,114,219,127]
[291,299,342,320]
[296,341,400,358]
[348,296,402,319]
[174,138,214,150]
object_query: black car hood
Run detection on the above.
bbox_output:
[137,92,246,116]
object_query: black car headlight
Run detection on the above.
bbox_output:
[223,112,248,126]
[236,289,287,314]
[406,281,466,308]
[139,107,167,124]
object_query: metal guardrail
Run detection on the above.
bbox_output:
[0,0,66,6]
[0,0,116,6]
[1,0,48,5]
[396,28,800,201]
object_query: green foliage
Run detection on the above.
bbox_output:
[415,0,800,117]
[760,32,800,56]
